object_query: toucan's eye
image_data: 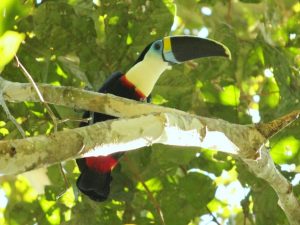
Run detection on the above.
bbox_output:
[154,42,161,50]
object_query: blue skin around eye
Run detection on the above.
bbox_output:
[149,40,180,64]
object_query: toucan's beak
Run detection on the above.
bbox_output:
[162,36,231,64]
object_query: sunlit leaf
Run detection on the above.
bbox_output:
[260,77,280,108]
[151,94,168,105]
[0,128,9,136]
[0,0,28,35]
[136,178,163,192]
[219,85,240,106]
[271,136,300,164]
[0,30,25,70]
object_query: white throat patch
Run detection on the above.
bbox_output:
[125,51,170,97]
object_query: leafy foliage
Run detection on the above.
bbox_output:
[1,0,300,224]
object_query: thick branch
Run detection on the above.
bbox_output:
[1,77,186,118]
[1,77,300,224]
[243,147,300,225]
[0,112,264,175]
[256,110,300,138]
[2,77,296,140]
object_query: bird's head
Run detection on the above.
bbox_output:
[135,35,231,65]
[126,35,231,97]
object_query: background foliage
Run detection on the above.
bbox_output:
[0,0,300,224]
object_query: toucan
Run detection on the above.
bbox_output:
[76,35,231,202]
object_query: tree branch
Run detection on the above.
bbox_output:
[0,94,26,137]
[0,112,264,175]
[243,147,300,225]
[0,77,188,118]
[1,77,300,224]
[2,76,296,141]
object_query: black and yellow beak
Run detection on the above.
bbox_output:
[162,36,231,64]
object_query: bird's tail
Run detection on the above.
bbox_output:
[76,164,112,202]
[76,154,122,201]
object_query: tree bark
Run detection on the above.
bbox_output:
[0,112,264,175]
[1,78,300,225]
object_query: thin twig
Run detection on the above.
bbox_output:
[58,117,91,124]
[206,206,221,225]
[14,55,58,130]
[56,163,71,200]
[241,192,253,225]
[0,96,26,138]
[227,0,232,23]
[179,165,187,175]
[124,156,165,225]
[14,55,70,196]
[140,178,165,225]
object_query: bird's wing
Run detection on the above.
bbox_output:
[98,71,123,93]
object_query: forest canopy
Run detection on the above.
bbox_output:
[0,0,300,225]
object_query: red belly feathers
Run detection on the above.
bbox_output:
[85,156,118,173]
[119,75,146,100]
[85,75,146,174]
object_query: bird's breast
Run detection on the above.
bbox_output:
[119,75,147,101]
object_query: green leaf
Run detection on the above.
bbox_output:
[160,172,215,225]
[0,30,25,70]
[0,127,9,136]
[271,136,300,164]
[252,185,286,225]
[0,0,29,35]
[219,84,240,106]
[1,1,300,224]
